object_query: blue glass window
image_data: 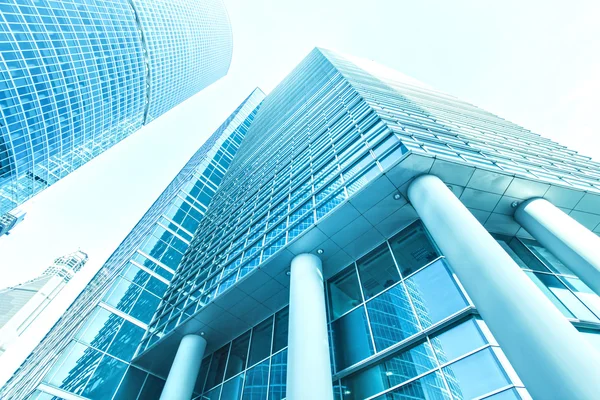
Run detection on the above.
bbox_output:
[222,374,244,400]
[342,341,437,399]
[375,371,451,400]
[268,350,287,400]
[113,367,146,400]
[82,355,128,400]
[331,306,374,371]
[404,259,468,328]
[356,243,401,299]
[328,266,362,320]
[205,345,229,390]
[442,348,510,399]
[107,320,145,361]
[226,331,250,380]
[272,307,289,353]
[389,221,440,278]
[75,307,120,352]
[138,375,165,400]
[242,359,270,400]
[366,282,420,351]
[249,317,273,366]
[430,319,487,364]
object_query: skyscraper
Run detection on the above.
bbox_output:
[131,49,600,400]
[0,0,233,214]
[0,208,25,236]
[0,250,87,356]
[0,89,264,400]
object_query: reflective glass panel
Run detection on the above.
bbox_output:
[525,271,575,318]
[45,343,102,395]
[484,388,522,400]
[221,374,244,400]
[75,307,119,352]
[328,266,363,320]
[523,240,574,275]
[272,308,289,353]
[389,222,440,278]
[226,331,250,380]
[268,350,287,400]
[342,341,437,400]
[205,345,229,390]
[357,243,401,299]
[113,367,146,400]
[405,259,468,328]
[366,283,420,351]
[195,356,212,394]
[375,371,451,400]
[138,374,165,400]
[430,319,487,364]
[242,359,270,400]
[504,238,550,272]
[82,354,128,400]
[107,320,145,361]
[249,317,273,367]
[331,306,374,371]
[442,348,510,399]
[204,385,221,400]
[561,277,600,317]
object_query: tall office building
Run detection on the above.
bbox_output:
[0,89,264,400]
[128,49,600,400]
[0,250,87,356]
[0,208,25,236]
[0,0,233,214]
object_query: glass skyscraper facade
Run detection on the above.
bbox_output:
[133,49,600,400]
[0,89,265,400]
[0,0,233,214]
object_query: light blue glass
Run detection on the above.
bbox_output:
[222,374,245,400]
[138,374,165,400]
[376,371,451,400]
[0,0,233,213]
[242,359,270,400]
[328,266,363,320]
[405,259,469,328]
[113,367,146,400]
[430,319,487,364]
[107,321,145,361]
[75,307,117,352]
[366,283,420,351]
[82,355,128,400]
[268,350,287,400]
[249,318,273,367]
[342,341,438,400]
[356,243,401,299]
[483,388,522,400]
[443,348,510,400]
[331,306,374,371]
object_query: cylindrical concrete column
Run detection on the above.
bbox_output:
[515,197,600,295]
[287,253,333,400]
[408,174,600,400]
[160,334,207,400]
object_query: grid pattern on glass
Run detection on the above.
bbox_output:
[131,0,232,122]
[327,222,470,373]
[192,307,289,400]
[146,48,600,351]
[339,318,523,400]
[1,91,264,400]
[495,234,600,324]
[0,0,233,214]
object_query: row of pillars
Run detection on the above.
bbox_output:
[160,174,600,400]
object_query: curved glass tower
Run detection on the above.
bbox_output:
[0,0,233,214]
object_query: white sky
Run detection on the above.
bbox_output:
[1,0,599,288]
